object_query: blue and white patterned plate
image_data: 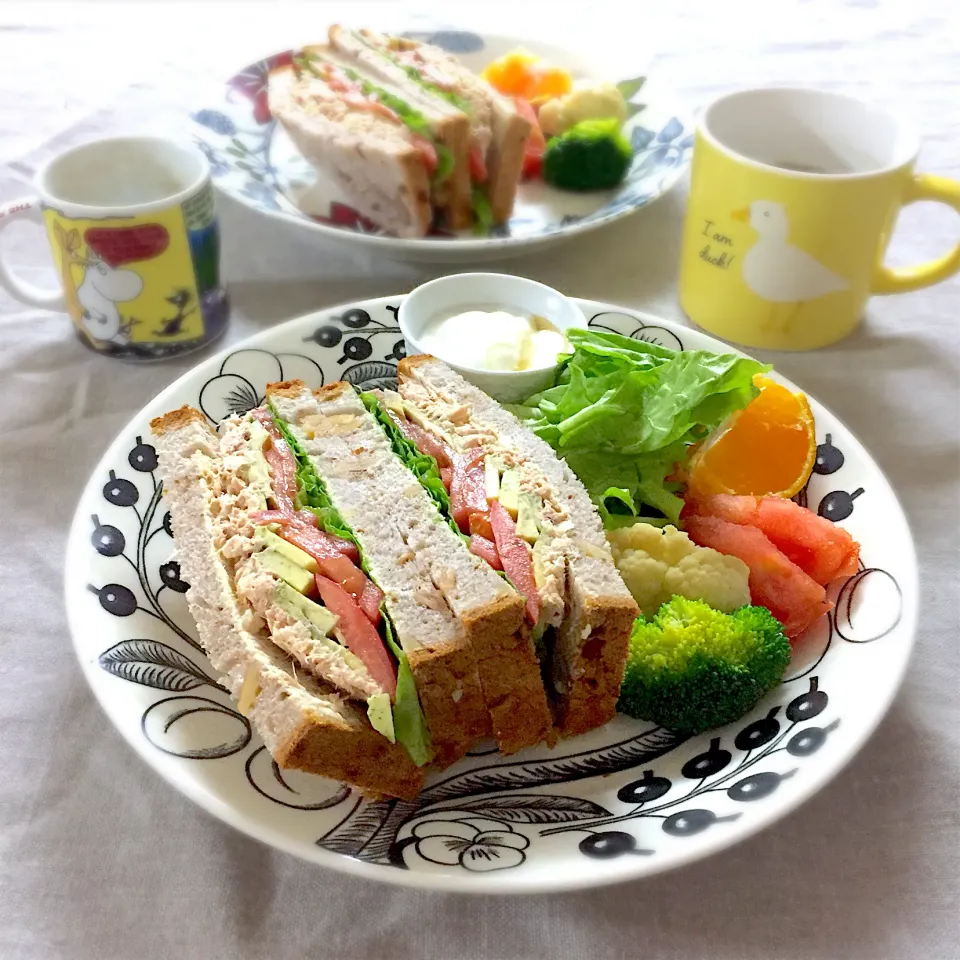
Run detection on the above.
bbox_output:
[190,31,693,262]
[64,298,917,893]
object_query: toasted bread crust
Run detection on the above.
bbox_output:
[407,640,491,769]
[435,113,472,230]
[275,714,423,799]
[554,594,637,737]
[266,379,310,400]
[462,593,553,753]
[487,108,531,224]
[397,354,433,379]
[150,405,209,436]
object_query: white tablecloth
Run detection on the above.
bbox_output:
[2,2,958,958]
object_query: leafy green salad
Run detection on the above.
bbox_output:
[510,328,770,527]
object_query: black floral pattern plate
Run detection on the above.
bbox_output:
[64,298,917,893]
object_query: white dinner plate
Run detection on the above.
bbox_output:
[190,31,693,262]
[65,297,916,893]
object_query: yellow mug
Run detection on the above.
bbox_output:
[0,136,229,360]
[678,87,960,350]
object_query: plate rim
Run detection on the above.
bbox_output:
[64,296,919,894]
[197,30,693,254]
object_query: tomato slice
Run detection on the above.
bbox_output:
[359,578,385,626]
[469,144,488,183]
[315,576,397,697]
[410,134,438,174]
[490,500,540,624]
[318,553,367,600]
[514,97,545,180]
[440,467,453,491]
[468,510,494,541]
[313,554,383,626]
[387,410,453,467]
[469,534,502,570]
[450,453,488,533]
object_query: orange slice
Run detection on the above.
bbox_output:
[687,376,816,499]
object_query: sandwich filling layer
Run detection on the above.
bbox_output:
[394,357,639,727]
[195,405,434,765]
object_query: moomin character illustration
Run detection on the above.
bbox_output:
[54,223,145,346]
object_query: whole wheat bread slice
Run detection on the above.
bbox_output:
[150,406,424,799]
[267,379,554,756]
[398,356,639,737]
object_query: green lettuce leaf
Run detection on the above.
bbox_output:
[359,392,466,542]
[470,186,494,236]
[381,609,434,766]
[515,329,770,527]
[348,29,472,113]
[267,403,358,544]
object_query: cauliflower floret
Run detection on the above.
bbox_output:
[607,522,750,617]
[539,80,628,137]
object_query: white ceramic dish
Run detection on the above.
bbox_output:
[65,296,916,894]
[398,273,585,402]
[190,31,694,263]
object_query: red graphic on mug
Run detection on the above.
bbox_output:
[84,224,170,267]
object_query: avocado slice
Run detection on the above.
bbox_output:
[257,548,314,595]
[532,534,549,590]
[515,491,542,543]
[484,456,504,502]
[499,468,520,517]
[255,526,318,572]
[273,581,337,635]
[366,692,396,743]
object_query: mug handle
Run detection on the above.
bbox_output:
[873,174,960,294]
[0,197,67,309]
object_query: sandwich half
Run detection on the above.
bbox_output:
[267,380,553,755]
[394,356,640,737]
[151,406,425,799]
[328,25,532,225]
[269,46,468,238]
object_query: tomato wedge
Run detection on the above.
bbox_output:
[515,97,546,180]
[410,133,438,175]
[250,409,299,511]
[359,578,385,626]
[253,512,358,563]
[469,144,488,183]
[387,410,453,467]
[490,501,540,624]
[315,576,397,697]
[318,553,368,602]
[450,453,488,533]
[468,510,494,541]
[469,534,502,570]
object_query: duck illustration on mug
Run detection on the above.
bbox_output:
[731,201,850,303]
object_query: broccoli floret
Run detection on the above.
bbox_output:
[617,596,791,734]
[542,118,633,191]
